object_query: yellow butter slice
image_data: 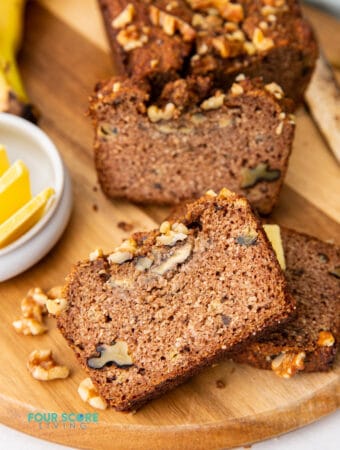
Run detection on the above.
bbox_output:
[0,160,31,224]
[0,145,10,176]
[263,224,286,271]
[0,187,55,249]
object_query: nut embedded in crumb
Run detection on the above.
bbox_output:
[275,121,284,135]
[112,3,135,29]
[235,73,246,82]
[206,189,217,197]
[265,82,284,99]
[149,5,195,41]
[78,378,107,410]
[87,341,134,369]
[200,93,225,111]
[27,349,69,381]
[252,27,274,52]
[112,82,121,93]
[108,238,137,264]
[89,248,104,261]
[230,82,244,95]
[157,222,189,246]
[147,103,176,123]
[116,25,148,52]
[271,351,305,378]
[152,241,192,275]
[317,331,335,347]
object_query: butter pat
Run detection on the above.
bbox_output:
[263,224,286,271]
[0,160,31,224]
[0,187,55,248]
[0,146,10,176]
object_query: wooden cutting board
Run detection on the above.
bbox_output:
[0,1,339,449]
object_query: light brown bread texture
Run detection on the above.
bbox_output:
[57,190,295,411]
[232,228,340,375]
[89,77,295,214]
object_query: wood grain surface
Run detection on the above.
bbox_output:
[0,1,339,449]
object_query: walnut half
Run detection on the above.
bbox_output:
[27,349,69,381]
[87,342,134,369]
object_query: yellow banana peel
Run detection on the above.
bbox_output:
[0,0,38,122]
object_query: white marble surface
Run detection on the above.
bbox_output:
[0,410,339,449]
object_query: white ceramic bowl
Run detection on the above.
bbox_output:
[0,113,72,281]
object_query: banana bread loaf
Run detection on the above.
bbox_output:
[232,227,340,377]
[57,189,295,411]
[98,0,317,104]
[89,76,295,214]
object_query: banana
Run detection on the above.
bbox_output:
[0,0,38,122]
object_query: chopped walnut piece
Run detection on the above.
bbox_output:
[46,297,68,316]
[206,189,217,197]
[252,27,274,52]
[116,25,148,52]
[152,241,192,275]
[212,36,229,58]
[27,349,69,381]
[78,378,107,410]
[147,103,176,122]
[243,41,256,55]
[12,288,49,335]
[187,0,243,22]
[265,82,284,99]
[200,93,225,110]
[112,3,135,29]
[231,82,244,95]
[157,221,189,246]
[89,248,104,261]
[47,286,64,300]
[271,351,305,378]
[317,331,335,347]
[112,82,121,93]
[13,318,47,336]
[108,238,137,264]
[87,342,134,369]
[149,5,195,41]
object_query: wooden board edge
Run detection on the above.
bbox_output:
[0,377,338,450]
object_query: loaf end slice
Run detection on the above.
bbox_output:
[98,0,317,104]
[57,189,295,411]
[232,228,340,376]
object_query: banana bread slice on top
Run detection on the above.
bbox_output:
[89,76,295,214]
[232,227,340,377]
[98,0,317,104]
[57,189,295,411]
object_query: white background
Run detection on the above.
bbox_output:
[0,1,339,449]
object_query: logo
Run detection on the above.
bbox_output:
[27,412,99,430]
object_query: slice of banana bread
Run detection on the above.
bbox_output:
[57,189,295,411]
[232,227,340,377]
[98,0,317,104]
[89,76,295,214]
